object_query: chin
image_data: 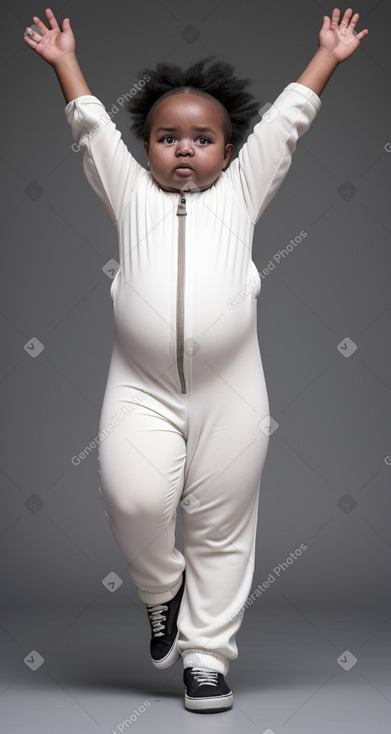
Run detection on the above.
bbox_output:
[180,180,202,192]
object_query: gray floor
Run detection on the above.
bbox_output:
[1,601,390,733]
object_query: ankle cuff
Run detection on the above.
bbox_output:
[137,573,183,605]
[181,649,229,675]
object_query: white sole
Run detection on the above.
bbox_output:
[151,630,180,669]
[184,691,234,712]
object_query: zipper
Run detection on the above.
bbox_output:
[176,193,187,394]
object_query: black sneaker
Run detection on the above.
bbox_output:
[145,569,186,669]
[183,667,233,712]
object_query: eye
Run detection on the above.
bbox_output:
[159,135,176,144]
[158,134,211,145]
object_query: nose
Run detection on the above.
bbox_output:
[176,138,193,156]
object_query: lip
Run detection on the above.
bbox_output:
[174,165,194,173]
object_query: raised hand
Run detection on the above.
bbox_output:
[319,8,369,63]
[23,7,75,66]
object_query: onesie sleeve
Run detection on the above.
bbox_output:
[64,95,145,224]
[224,82,321,225]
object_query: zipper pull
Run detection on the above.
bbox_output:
[177,194,187,216]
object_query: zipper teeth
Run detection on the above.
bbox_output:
[176,195,187,394]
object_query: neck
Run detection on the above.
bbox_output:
[147,169,219,194]
[156,180,215,194]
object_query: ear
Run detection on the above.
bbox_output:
[223,143,235,167]
[144,141,149,157]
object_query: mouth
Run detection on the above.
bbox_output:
[174,165,194,174]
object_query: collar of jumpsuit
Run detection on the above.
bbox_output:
[158,184,202,194]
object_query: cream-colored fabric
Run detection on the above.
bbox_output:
[65,83,320,673]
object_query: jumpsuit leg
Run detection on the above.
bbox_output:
[177,355,270,676]
[97,347,269,675]
[97,393,187,605]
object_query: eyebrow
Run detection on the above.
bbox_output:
[155,126,217,136]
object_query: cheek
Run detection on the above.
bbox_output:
[149,149,167,167]
[211,148,226,166]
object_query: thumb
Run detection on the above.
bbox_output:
[62,17,72,32]
[321,15,330,31]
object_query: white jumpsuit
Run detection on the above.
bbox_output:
[65,81,321,675]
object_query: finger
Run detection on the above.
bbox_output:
[45,8,60,30]
[24,25,41,42]
[347,12,359,30]
[330,8,340,30]
[322,15,331,30]
[356,28,369,40]
[23,34,37,48]
[340,8,353,27]
[31,14,49,34]
[45,8,60,31]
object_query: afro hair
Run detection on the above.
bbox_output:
[126,55,262,152]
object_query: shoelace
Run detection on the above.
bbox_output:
[191,668,219,686]
[146,603,168,637]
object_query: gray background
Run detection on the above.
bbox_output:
[1,0,390,731]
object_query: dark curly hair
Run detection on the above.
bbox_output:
[126,55,262,153]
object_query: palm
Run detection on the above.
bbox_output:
[32,28,74,64]
[319,7,369,63]
[24,8,75,65]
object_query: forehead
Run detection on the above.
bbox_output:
[149,91,226,129]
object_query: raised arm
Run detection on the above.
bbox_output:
[296,7,369,96]
[24,7,144,225]
[24,7,92,103]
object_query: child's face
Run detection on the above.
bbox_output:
[144,91,234,192]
